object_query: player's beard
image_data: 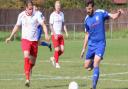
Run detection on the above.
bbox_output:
[87,10,94,17]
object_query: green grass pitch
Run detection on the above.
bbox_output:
[0,39,128,89]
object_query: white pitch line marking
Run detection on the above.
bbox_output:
[1,71,128,77]
[0,72,128,81]
[0,77,128,82]
[0,60,127,67]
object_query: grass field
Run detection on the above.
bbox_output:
[0,38,128,89]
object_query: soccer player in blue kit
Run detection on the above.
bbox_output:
[80,1,124,89]
[34,5,52,51]
[37,24,52,51]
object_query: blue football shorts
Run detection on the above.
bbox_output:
[86,44,105,60]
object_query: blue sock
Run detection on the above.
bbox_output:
[40,42,49,47]
[92,67,100,89]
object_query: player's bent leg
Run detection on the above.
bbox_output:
[59,45,64,56]
[93,55,101,68]
[50,47,59,67]
[48,43,52,52]
[29,41,38,74]
[54,47,61,68]
[51,35,60,68]
[23,51,31,87]
[21,39,32,86]
[54,47,60,63]
[40,41,49,47]
[56,45,64,68]
[24,51,30,58]
[85,47,95,71]
[88,60,94,71]
[59,35,64,56]
[92,55,101,89]
[41,41,52,52]
[24,51,30,79]
[29,55,36,64]
[29,55,36,70]
[84,59,92,69]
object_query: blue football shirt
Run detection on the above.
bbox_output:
[84,9,110,46]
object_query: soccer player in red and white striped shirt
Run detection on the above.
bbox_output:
[6,0,49,87]
[49,1,68,68]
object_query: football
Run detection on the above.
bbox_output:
[68,81,79,89]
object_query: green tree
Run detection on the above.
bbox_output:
[0,0,127,9]
[42,0,85,9]
[0,0,24,8]
[94,0,113,10]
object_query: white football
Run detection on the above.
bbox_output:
[68,81,79,89]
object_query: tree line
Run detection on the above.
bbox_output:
[0,0,126,9]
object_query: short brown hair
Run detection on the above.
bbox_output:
[25,0,33,7]
[86,0,94,7]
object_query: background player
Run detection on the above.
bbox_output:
[80,1,124,89]
[6,0,49,87]
[49,0,68,68]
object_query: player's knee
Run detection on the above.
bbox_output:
[93,62,100,68]
[24,55,30,59]
[84,64,89,69]
[24,51,30,58]
[60,45,64,51]
[93,64,99,68]
[93,60,101,67]
[93,55,101,67]
[61,49,64,53]
[55,47,60,51]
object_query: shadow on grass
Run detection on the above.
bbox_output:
[44,84,68,88]
[44,84,86,89]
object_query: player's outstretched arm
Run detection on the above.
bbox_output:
[49,24,55,35]
[63,23,68,38]
[80,32,89,59]
[109,9,124,20]
[50,24,58,40]
[6,25,19,43]
[41,21,49,41]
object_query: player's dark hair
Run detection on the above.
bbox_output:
[25,0,33,7]
[86,0,95,7]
